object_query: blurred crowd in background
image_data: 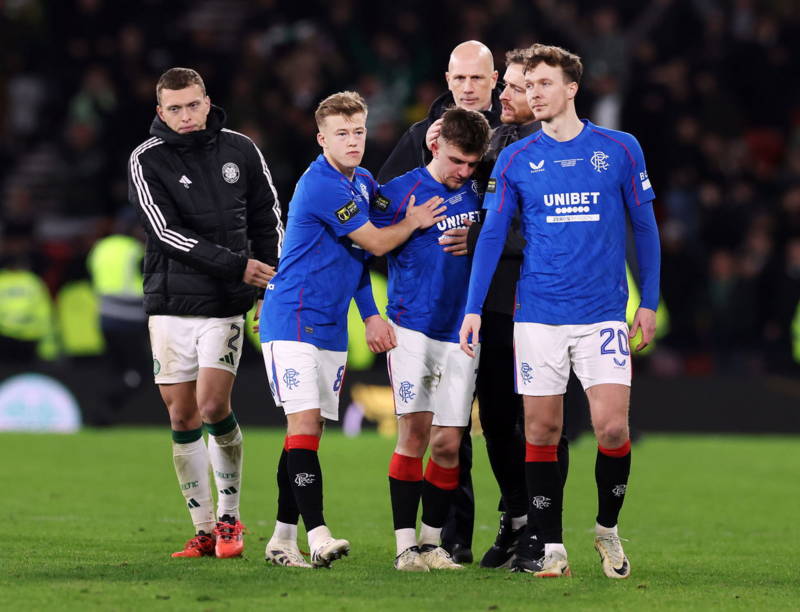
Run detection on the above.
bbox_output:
[2,0,800,377]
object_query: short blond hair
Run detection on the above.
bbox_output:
[314,91,368,128]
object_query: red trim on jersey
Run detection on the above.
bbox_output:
[631,175,641,206]
[424,458,460,490]
[388,452,423,482]
[591,129,642,206]
[287,434,320,451]
[355,171,378,190]
[526,443,558,462]
[394,298,406,326]
[391,179,423,225]
[590,129,636,165]
[598,440,631,457]
[295,287,304,341]
[497,136,542,213]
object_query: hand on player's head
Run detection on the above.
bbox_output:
[425,119,444,151]
[405,194,446,229]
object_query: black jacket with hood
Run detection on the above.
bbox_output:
[128,105,283,317]
[377,88,503,184]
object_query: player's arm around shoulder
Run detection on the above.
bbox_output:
[348,193,447,257]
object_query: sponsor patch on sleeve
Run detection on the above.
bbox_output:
[641,178,652,191]
[486,178,497,193]
[335,200,360,223]
[374,195,391,211]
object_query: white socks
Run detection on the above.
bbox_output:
[419,523,441,547]
[208,425,243,519]
[172,438,215,534]
[395,528,417,556]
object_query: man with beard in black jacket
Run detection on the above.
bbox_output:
[378,40,501,564]
[128,67,283,560]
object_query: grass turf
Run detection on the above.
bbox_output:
[0,428,797,611]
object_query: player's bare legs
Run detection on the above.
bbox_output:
[586,383,632,578]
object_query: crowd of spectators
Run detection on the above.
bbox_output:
[2,0,800,376]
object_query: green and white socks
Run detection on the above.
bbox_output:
[172,412,243,534]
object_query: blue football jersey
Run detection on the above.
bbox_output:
[476,120,658,324]
[372,167,481,342]
[261,154,377,351]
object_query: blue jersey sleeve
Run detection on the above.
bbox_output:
[465,203,515,315]
[616,133,659,311]
[370,189,399,229]
[466,150,519,314]
[353,263,379,319]
[371,174,423,229]
[309,179,369,238]
[619,133,655,208]
[629,203,661,311]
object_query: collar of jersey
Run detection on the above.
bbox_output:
[536,118,594,147]
[316,153,362,185]
[420,166,466,194]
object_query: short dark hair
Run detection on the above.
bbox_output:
[525,44,583,85]
[439,107,491,157]
[314,91,368,128]
[505,47,530,67]
[156,67,206,104]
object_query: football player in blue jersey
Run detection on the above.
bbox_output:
[371,108,490,571]
[259,91,446,569]
[460,44,661,579]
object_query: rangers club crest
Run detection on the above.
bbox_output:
[590,151,609,173]
[222,162,240,183]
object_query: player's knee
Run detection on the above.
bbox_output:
[197,400,229,424]
[430,436,460,465]
[525,419,561,444]
[594,421,629,448]
[399,427,428,455]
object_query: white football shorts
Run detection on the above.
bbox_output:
[262,340,347,421]
[387,323,479,427]
[513,321,632,395]
[149,314,245,384]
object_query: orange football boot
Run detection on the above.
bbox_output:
[171,533,216,558]
[214,517,246,558]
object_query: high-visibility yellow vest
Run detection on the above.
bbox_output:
[55,280,105,356]
[0,269,54,342]
[791,301,800,363]
[86,235,144,297]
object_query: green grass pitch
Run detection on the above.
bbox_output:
[0,428,797,610]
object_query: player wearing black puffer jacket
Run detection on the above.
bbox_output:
[127,67,282,561]
[129,101,282,316]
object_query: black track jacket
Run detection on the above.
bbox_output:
[377,88,503,184]
[128,106,283,317]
